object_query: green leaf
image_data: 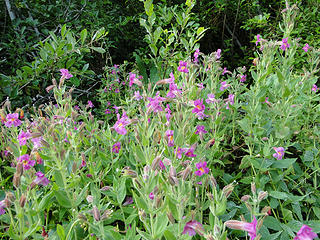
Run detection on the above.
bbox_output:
[61,24,67,38]
[136,228,152,240]
[117,178,126,205]
[164,230,177,240]
[154,213,168,238]
[54,190,72,208]
[38,191,54,211]
[196,27,206,36]
[269,191,288,200]
[53,170,64,188]
[80,29,87,45]
[264,216,283,231]
[132,192,148,211]
[57,224,66,240]
[90,47,105,54]
[23,219,41,239]
[272,158,296,169]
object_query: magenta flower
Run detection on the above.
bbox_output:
[113,112,130,135]
[147,92,166,113]
[123,196,133,206]
[149,192,154,200]
[129,72,142,87]
[216,49,221,59]
[195,125,207,135]
[264,97,271,106]
[87,100,94,108]
[195,161,209,176]
[112,142,121,153]
[273,147,285,160]
[60,69,73,79]
[105,109,111,114]
[177,61,189,73]
[182,220,204,236]
[18,130,31,146]
[167,82,182,98]
[80,159,86,168]
[240,74,247,83]
[194,48,200,63]
[226,94,235,109]
[184,146,197,158]
[175,147,185,159]
[0,200,6,215]
[165,104,172,124]
[192,99,205,114]
[220,81,230,91]
[18,154,35,170]
[222,67,231,75]
[206,94,216,104]
[225,216,257,240]
[159,160,165,170]
[294,225,318,240]
[166,130,174,147]
[280,38,290,51]
[255,34,261,46]
[312,84,318,93]
[5,113,21,128]
[303,44,310,53]
[134,91,143,100]
[32,137,43,149]
[33,171,50,186]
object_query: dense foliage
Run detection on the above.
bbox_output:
[0,0,320,239]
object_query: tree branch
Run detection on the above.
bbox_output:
[4,0,16,22]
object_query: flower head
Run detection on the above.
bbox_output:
[134,91,143,100]
[280,38,290,51]
[149,192,154,200]
[192,99,205,114]
[112,142,121,153]
[165,130,174,147]
[220,81,230,91]
[255,34,261,46]
[225,216,257,240]
[175,147,185,159]
[195,161,209,176]
[18,130,31,146]
[303,44,310,53]
[312,84,318,93]
[273,147,285,160]
[5,113,21,128]
[294,225,318,240]
[195,125,207,135]
[178,61,189,73]
[34,171,50,186]
[182,220,204,236]
[113,112,130,135]
[184,146,197,158]
[60,69,73,79]
[216,49,221,59]
[226,94,235,109]
[147,92,166,113]
[194,49,200,63]
[240,74,247,83]
[87,100,94,108]
[18,154,35,170]
[206,94,217,104]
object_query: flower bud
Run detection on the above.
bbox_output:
[151,155,161,171]
[222,183,234,198]
[19,194,27,208]
[167,212,175,224]
[122,168,137,178]
[138,209,146,221]
[241,195,251,202]
[261,206,271,215]
[101,209,113,220]
[258,191,268,201]
[5,192,15,207]
[92,206,100,221]
[78,213,87,221]
[13,174,21,188]
[251,182,256,194]
[86,195,93,203]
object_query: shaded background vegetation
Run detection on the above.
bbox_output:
[0,0,319,110]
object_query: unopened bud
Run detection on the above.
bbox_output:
[167,212,175,224]
[205,138,215,148]
[251,182,256,194]
[204,233,214,240]
[19,194,26,208]
[209,175,217,188]
[122,168,137,178]
[101,209,113,220]
[261,206,271,215]
[46,85,55,93]
[133,179,142,189]
[72,161,78,173]
[156,196,162,208]
[241,195,251,202]
[180,166,192,181]
[16,162,23,176]
[258,191,268,201]
[86,195,93,203]
[13,174,21,188]
[222,183,234,198]
[92,206,100,221]
[151,155,161,171]
[168,166,178,186]
[5,192,15,207]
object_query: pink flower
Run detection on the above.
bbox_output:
[18,154,35,170]
[167,82,182,98]
[192,99,205,114]
[280,38,290,51]
[159,160,165,170]
[134,91,142,100]
[165,104,172,124]
[149,192,154,200]
[264,97,271,106]
[312,84,318,93]
[273,147,285,160]
[166,130,174,147]
[105,109,111,114]
[195,161,209,176]
[123,196,133,206]
[184,146,197,158]
[225,216,257,240]
[113,112,130,135]
[240,74,247,82]
[220,81,230,91]
[303,44,310,53]
[216,49,221,59]
[0,200,6,215]
[129,72,142,87]
[5,113,21,127]
[18,130,31,146]
[177,61,189,73]
[222,67,231,75]
[33,171,50,186]
[87,100,94,108]
[112,142,121,153]
[147,92,166,113]
[255,34,261,46]
[294,225,318,240]
[32,137,43,149]
[194,48,200,63]
[182,220,204,236]
[195,125,207,135]
[206,94,216,104]
[175,147,185,159]
[226,94,235,109]
[60,69,73,79]
[80,159,86,168]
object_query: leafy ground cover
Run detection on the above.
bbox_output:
[0,1,320,240]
